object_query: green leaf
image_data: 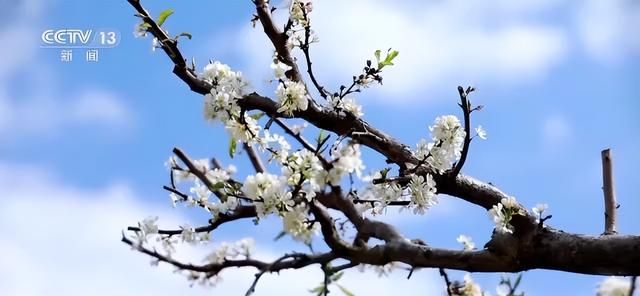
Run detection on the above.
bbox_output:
[157,8,174,27]
[374,49,381,63]
[330,271,344,281]
[380,167,391,179]
[336,284,356,296]
[228,137,237,158]
[309,285,326,294]
[140,22,152,29]
[316,130,327,146]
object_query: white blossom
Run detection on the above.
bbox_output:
[136,216,159,243]
[289,0,312,25]
[532,203,548,221]
[262,130,292,163]
[475,125,487,140]
[257,182,294,218]
[489,203,511,234]
[427,115,466,172]
[361,172,403,215]
[456,235,475,251]
[356,76,374,87]
[204,238,255,264]
[225,116,260,143]
[459,273,484,296]
[164,155,178,170]
[169,192,181,207]
[501,197,518,209]
[206,168,231,184]
[327,143,365,185]
[133,23,147,38]
[331,96,364,117]
[488,197,521,234]
[276,80,308,116]
[242,172,280,201]
[189,180,210,204]
[271,59,292,80]
[596,276,633,296]
[151,37,159,51]
[180,225,197,244]
[290,123,308,134]
[407,174,437,214]
[282,150,324,191]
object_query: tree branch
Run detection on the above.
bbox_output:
[601,148,618,235]
[243,143,266,174]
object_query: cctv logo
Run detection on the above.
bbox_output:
[41,29,92,47]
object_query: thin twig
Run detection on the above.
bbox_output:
[127,205,257,235]
[451,86,473,178]
[629,276,637,296]
[243,143,266,173]
[300,8,328,99]
[272,117,331,169]
[439,268,453,296]
[245,253,304,296]
[601,148,618,235]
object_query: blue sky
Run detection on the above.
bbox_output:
[1,0,639,295]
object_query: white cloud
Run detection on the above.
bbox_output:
[0,0,133,142]
[0,162,441,296]
[69,89,133,127]
[0,88,133,140]
[575,0,640,63]
[541,114,572,151]
[232,0,568,101]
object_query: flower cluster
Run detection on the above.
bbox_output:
[358,172,403,215]
[134,216,159,244]
[200,61,260,143]
[488,197,522,234]
[282,150,325,197]
[241,172,318,242]
[407,174,437,214]
[327,143,365,185]
[419,115,467,172]
[289,0,313,26]
[282,205,318,243]
[275,80,309,116]
[204,238,254,264]
[452,273,485,296]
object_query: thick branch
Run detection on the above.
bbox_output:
[253,0,304,82]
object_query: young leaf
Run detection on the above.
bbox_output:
[157,8,174,27]
[378,49,399,69]
[374,49,381,63]
[175,32,192,40]
[336,283,356,296]
[228,137,237,158]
